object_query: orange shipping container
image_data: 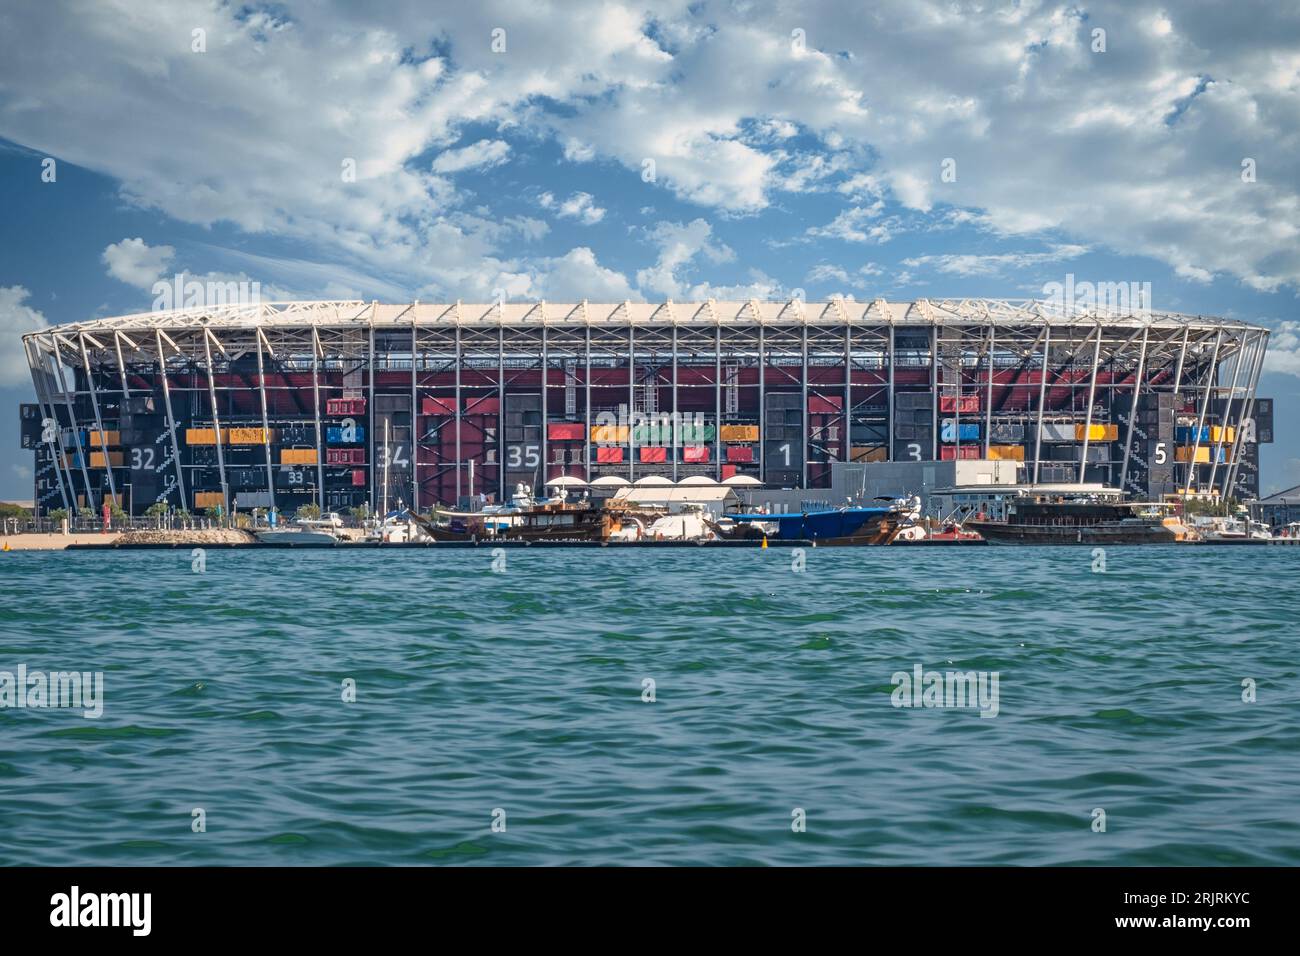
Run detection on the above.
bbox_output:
[987,445,1025,461]
[719,425,759,442]
[281,448,318,465]
[89,451,125,468]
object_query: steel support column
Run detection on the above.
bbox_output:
[1118,325,1150,494]
[1032,323,1052,485]
[154,331,188,510]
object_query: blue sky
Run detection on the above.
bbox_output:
[1,0,1297,499]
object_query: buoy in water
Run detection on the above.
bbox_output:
[761,535,767,549]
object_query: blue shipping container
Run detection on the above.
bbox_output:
[326,426,366,444]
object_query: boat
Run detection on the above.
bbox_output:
[255,512,344,545]
[366,510,433,543]
[1189,513,1272,541]
[964,496,1193,544]
[721,505,903,545]
[412,483,609,542]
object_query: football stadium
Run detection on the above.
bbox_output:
[18,298,1272,516]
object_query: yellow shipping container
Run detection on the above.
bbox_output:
[720,424,760,442]
[850,446,888,463]
[590,424,630,443]
[185,426,269,445]
[987,444,1025,461]
[1175,446,1210,463]
[88,430,121,447]
[89,451,125,468]
[1074,423,1119,442]
[226,426,269,445]
[281,448,318,465]
[1209,425,1235,444]
[194,491,225,509]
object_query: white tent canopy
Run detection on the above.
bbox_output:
[588,475,631,488]
[544,475,587,487]
[722,475,763,487]
[633,475,674,487]
[676,475,719,486]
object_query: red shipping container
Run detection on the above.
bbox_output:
[548,422,585,441]
[639,446,667,463]
[682,445,709,463]
[726,445,754,463]
[939,395,980,414]
[421,396,457,415]
[939,445,981,460]
[721,464,737,480]
[596,447,624,464]
[464,396,500,416]
[351,469,366,486]
[808,396,842,414]
[326,397,366,416]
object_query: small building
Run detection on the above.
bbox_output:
[1249,484,1300,529]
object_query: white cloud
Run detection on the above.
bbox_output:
[538,191,607,225]
[901,245,1090,277]
[102,238,175,290]
[806,206,892,244]
[1264,321,1300,377]
[1,0,1298,296]
[0,286,47,387]
[635,219,735,298]
[430,139,511,173]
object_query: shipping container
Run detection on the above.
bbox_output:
[326,398,366,416]
[682,445,709,463]
[464,396,500,416]
[1175,446,1225,463]
[721,464,738,480]
[987,444,1025,462]
[281,448,319,465]
[1074,423,1119,442]
[895,392,932,410]
[720,424,760,442]
[639,446,667,463]
[940,420,980,443]
[421,396,457,416]
[88,430,121,447]
[595,446,624,464]
[726,445,755,463]
[591,424,630,443]
[194,491,225,509]
[989,422,1025,443]
[850,446,888,462]
[351,469,367,487]
[547,422,585,441]
[326,425,366,444]
[1038,422,1076,443]
[939,445,981,460]
[939,395,980,414]
[89,451,125,468]
[807,396,842,414]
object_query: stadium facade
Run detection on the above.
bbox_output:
[18,298,1272,516]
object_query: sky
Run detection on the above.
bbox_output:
[0,0,1297,500]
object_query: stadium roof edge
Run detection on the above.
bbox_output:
[21,297,1270,340]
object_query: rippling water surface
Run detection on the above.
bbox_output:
[1,545,1298,865]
